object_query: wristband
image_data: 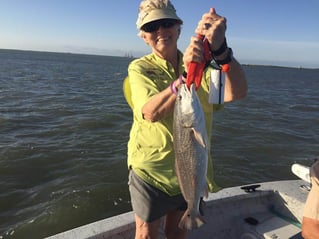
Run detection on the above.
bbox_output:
[170,82,178,95]
[215,48,233,65]
[211,38,228,56]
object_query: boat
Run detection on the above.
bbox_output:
[46,164,310,239]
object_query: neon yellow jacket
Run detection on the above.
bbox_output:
[123,52,221,196]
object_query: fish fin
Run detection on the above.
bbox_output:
[178,209,206,230]
[192,128,206,148]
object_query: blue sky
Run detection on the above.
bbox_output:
[0,0,318,68]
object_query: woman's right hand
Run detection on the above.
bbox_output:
[183,36,205,72]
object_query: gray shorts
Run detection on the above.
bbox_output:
[128,170,187,222]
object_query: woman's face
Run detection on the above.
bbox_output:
[141,20,181,58]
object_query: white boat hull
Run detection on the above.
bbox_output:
[46,180,308,239]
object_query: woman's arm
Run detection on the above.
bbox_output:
[141,77,184,122]
[222,55,247,102]
[192,7,247,102]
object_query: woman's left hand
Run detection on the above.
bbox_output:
[195,7,227,52]
[183,36,205,71]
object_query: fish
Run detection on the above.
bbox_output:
[173,83,209,230]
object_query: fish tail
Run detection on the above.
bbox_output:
[178,209,206,230]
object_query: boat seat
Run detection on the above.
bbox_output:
[241,214,302,239]
[257,216,302,239]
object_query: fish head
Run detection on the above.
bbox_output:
[177,84,198,127]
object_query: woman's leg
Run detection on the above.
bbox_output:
[165,210,188,239]
[134,213,162,239]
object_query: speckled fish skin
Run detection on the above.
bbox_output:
[173,83,209,230]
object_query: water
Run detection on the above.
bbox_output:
[0,49,318,238]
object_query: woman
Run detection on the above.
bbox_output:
[124,0,247,238]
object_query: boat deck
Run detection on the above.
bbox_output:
[46,180,309,239]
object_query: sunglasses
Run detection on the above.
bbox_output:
[141,19,178,33]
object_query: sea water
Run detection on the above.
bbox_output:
[0,49,318,238]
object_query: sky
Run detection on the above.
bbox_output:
[0,0,318,68]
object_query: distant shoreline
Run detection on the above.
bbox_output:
[1,48,317,70]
